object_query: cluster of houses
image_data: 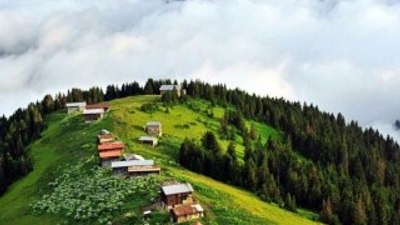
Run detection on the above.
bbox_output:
[66,84,184,122]
[64,85,205,224]
[97,129,161,177]
[138,121,162,147]
[66,102,109,122]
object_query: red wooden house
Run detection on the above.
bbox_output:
[98,142,124,167]
[98,142,125,152]
[86,103,110,112]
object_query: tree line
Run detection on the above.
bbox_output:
[0,79,184,194]
[176,80,400,225]
[0,82,145,194]
[2,78,400,225]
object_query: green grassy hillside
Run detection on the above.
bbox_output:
[0,95,323,225]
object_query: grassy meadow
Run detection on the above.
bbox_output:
[0,95,323,225]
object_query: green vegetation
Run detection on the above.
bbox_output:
[0,113,100,225]
[31,163,160,224]
[0,95,322,225]
[4,79,400,225]
[0,86,107,195]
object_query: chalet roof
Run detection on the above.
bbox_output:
[128,165,161,172]
[161,183,194,196]
[111,160,154,168]
[123,154,145,161]
[83,108,104,115]
[139,136,157,142]
[66,102,86,107]
[192,204,204,213]
[98,142,124,151]
[86,103,110,110]
[146,121,162,127]
[98,133,115,140]
[99,150,122,159]
[159,85,182,91]
[171,205,198,217]
[97,134,115,141]
[100,129,110,135]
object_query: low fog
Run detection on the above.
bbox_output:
[1,0,400,140]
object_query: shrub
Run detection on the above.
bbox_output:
[31,163,161,224]
[174,124,190,129]
[141,103,159,113]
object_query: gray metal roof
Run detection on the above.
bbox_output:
[146,121,162,126]
[66,102,86,107]
[111,160,154,168]
[161,183,194,195]
[123,154,145,161]
[100,129,110,135]
[159,85,182,91]
[139,136,157,141]
[83,108,104,114]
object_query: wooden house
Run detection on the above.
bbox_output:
[98,142,125,152]
[83,108,104,122]
[99,150,122,167]
[145,121,162,137]
[97,133,115,144]
[111,160,160,176]
[66,102,86,114]
[98,142,124,167]
[160,183,196,209]
[97,142,125,155]
[139,136,158,146]
[170,204,204,223]
[86,103,110,112]
[128,164,161,177]
[159,85,185,97]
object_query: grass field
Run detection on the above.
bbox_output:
[0,113,106,225]
[0,95,323,225]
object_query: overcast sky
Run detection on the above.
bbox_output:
[1,0,400,140]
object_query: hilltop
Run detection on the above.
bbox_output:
[0,95,322,225]
[2,79,399,225]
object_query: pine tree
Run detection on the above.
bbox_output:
[246,157,258,191]
[227,142,236,158]
[144,79,155,94]
[320,198,334,224]
[220,116,228,138]
[201,131,221,156]
[250,124,258,140]
[41,94,54,114]
[353,197,367,225]
[284,193,297,212]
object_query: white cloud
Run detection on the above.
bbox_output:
[195,61,294,100]
[0,0,400,140]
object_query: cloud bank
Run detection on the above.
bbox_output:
[1,0,400,139]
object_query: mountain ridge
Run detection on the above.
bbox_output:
[0,95,322,225]
[1,79,400,225]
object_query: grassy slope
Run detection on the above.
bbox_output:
[0,95,322,225]
[0,113,107,225]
